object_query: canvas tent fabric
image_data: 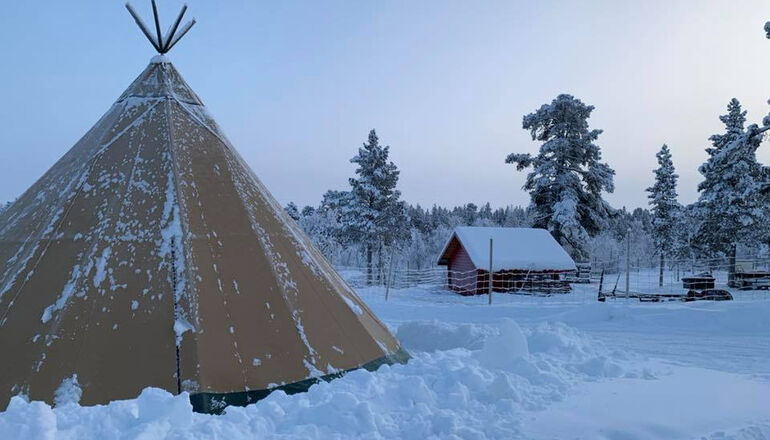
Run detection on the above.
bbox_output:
[0,56,407,413]
[437,227,577,272]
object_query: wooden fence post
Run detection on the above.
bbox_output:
[625,229,630,298]
[488,238,493,305]
[385,251,395,302]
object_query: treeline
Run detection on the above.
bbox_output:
[288,94,770,280]
[288,199,533,271]
[289,195,664,272]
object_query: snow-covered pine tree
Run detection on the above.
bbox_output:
[762,167,770,244]
[298,207,345,264]
[343,129,408,284]
[284,202,300,221]
[317,189,353,249]
[671,204,698,265]
[646,145,680,286]
[460,203,478,225]
[320,190,350,214]
[407,204,429,233]
[695,99,767,282]
[506,94,616,260]
[479,203,493,222]
[707,98,745,158]
[502,205,533,227]
[301,205,315,217]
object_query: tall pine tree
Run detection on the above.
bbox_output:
[343,129,407,284]
[695,99,766,281]
[706,98,745,158]
[646,144,680,286]
[507,94,615,260]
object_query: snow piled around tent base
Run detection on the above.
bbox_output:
[0,320,648,439]
[2,285,770,439]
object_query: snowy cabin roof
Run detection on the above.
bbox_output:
[437,227,577,272]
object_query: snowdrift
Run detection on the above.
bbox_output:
[1,319,648,439]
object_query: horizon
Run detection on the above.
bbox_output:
[1,1,770,211]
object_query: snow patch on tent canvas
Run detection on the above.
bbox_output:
[173,318,194,344]
[159,164,192,346]
[92,247,112,288]
[340,295,363,316]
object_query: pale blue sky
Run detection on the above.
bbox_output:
[1,1,769,210]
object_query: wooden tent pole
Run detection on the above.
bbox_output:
[151,0,164,49]
[125,3,161,52]
[164,19,196,53]
[162,4,188,52]
[126,2,195,54]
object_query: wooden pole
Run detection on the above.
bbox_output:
[728,243,737,288]
[488,238,493,305]
[659,251,664,287]
[598,269,604,294]
[162,4,188,52]
[385,250,395,302]
[598,269,605,302]
[676,263,680,282]
[625,229,630,298]
[151,0,164,49]
[125,3,162,52]
[164,19,196,52]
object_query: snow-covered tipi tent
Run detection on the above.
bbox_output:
[0,2,407,413]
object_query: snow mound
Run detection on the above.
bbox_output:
[527,321,597,357]
[0,320,646,439]
[702,423,770,440]
[526,322,632,380]
[396,320,488,352]
[478,319,528,369]
[0,397,56,440]
[54,375,82,407]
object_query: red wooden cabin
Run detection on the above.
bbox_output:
[436,227,577,295]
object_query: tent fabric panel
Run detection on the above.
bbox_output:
[167,101,316,393]
[220,141,402,357]
[52,110,180,405]
[117,61,202,106]
[0,238,89,403]
[217,131,401,368]
[0,102,179,408]
[0,100,140,308]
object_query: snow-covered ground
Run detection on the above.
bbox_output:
[1,282,769,439]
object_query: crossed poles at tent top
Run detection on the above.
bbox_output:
[126,1,196,54]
